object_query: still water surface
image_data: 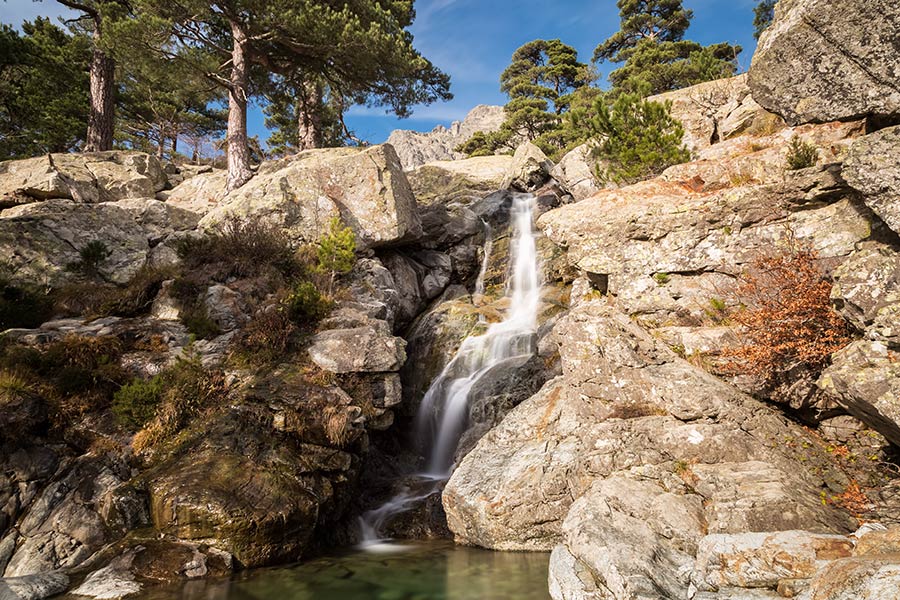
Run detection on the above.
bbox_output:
[135,541,551,600]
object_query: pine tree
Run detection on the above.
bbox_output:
[576,92,691,185]
[129,0,451,191]
[115,57,226,160]
[263,75,348,155]
[595,0,740,97]
[317,217,356,296]
[0,18,90,159]
[55,0,132,151]
[461,39,591,157]
[753,0,777,40]
[594,0,693,63]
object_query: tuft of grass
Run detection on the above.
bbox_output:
[653,273,671,285]
[785,136,819,171]
[0,370,33,401]
[176,216,299,281]
[132,351,229,453]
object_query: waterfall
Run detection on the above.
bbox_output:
[359,193,542,545]
[473,219,493,322]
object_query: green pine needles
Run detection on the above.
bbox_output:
[317,217,356,295]
[585,93,691,185]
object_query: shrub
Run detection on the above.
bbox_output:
[0,335,130,426]
[723,249,852,386]
[785,136,819,170]
[67,241,111,278]
[285,281,332,323]
[584,92,691,185]
[316,217,356,295]
[113,375,164,429]
[176,216,297,280]
[179,303,221,340]
[99,265,176,318]
[0,272,54,329]
[232,307,297,365]
[132,352,229,453]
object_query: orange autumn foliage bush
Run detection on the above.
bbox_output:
[724,250,852,385]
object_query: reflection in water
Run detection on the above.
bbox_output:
[134,541,550,600]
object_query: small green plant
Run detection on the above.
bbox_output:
[317,217,356,295]
[68,241,111,278]
[785,136,819,170]
[709,297,727,312]
[653,273,671,285]
[285,281,332,323]
[113,375,164,429]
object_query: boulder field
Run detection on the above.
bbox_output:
[2,0,900,597]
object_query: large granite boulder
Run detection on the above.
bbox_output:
[443,287,854,554]
[649,74,777,154]
[818,341,900,447]
[748,0,900,125]
[550,144,603,201]
[198,145,421,251]
[842,125,900,236]
[0,152,166,205]
[407,155,513,206]
[501,142,553,192]
[307,322,407,374]
[537,164,870,324]
[1,455,137,578]
[0,199,198,285]
[161,168,229,215]
[386,105,506,171]
[146,393,361,568]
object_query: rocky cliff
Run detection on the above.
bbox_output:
[2,0,900,598]
[386,105,505,171]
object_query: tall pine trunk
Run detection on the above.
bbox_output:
[298,80,323,150]
[226,20,253,191]
[85,25,115,152]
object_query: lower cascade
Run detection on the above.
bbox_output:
[359,193,543,544]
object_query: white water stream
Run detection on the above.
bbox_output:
[359,194,542,546]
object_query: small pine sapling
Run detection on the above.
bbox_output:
[317,217,356,296]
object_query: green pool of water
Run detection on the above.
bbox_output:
[136,540,551,600]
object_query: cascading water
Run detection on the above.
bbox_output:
[359,194,542,546]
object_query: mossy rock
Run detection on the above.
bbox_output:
[144,406,359,568]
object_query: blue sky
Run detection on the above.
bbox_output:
[3,0,760,145]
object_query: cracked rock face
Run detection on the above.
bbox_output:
[198,145,422,251]
[843,125,900,237]
[0,152,166,205]
[0,199,198,285]
[442,284,854,555]
[748,0,900,125]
